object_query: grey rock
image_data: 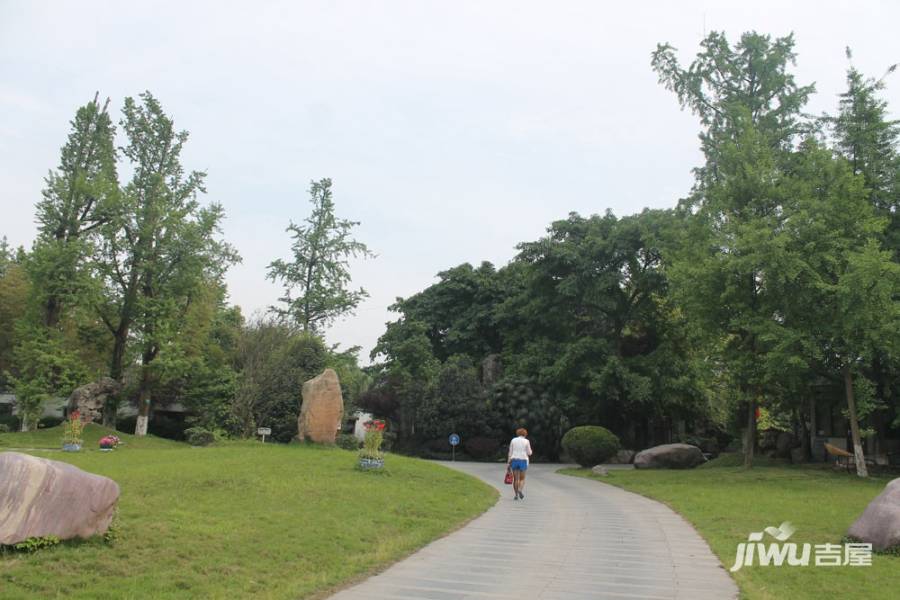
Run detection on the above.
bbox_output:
[0,452,120,545]
[66,377,121,423]
[591,465,609,476]
[847,478,900,551]
[634,443,706,469]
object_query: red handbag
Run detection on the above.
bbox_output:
[504,468,513,485]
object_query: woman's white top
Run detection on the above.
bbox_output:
[508,436,533,461]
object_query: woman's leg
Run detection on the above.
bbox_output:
[512,469,521,497]
[518,469,527,497]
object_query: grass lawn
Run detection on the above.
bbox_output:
[561,457,900,600]
[0,427,497,599]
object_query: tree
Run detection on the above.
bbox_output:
[232,317,329,441]
[777,142,899,476]
[828,50,899,254]
[94,92,238,435]
[268,179,374,333]
[0,248,30,389]
[31,94,118,329]
[653,31,815,466]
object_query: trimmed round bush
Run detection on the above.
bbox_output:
[336,433,361,451]
[561,426,621,467]
[185,427,215,447]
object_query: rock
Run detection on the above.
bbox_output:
[634,443,706,469]
[0,452,120,545]
[66,377,121,423]
[775,432,795,458]
[591,465,609,476]
[847,478,900,551]
[608,449,636,464]
[297,369,344,444]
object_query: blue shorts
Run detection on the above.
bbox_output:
[510,459,528,471]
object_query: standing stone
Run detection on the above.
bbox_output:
[66,377,121,423]
[297,369,344,444]
[591,465,609,476]
[634,443,707,469]
[847,478,900,551]
[0,452,120,545]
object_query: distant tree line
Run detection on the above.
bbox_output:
[0,93,371,440]
[362,33,900,472]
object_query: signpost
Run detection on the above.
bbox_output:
[257,427,271,443]
[449,433,460,462]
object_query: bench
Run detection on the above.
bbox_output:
[824,443,878,473]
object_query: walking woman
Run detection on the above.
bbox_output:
[507,428,533,500]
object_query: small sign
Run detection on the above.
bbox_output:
[449,433,460,446]
[257,427,272,436]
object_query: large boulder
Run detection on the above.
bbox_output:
[0,452,120,545]
[847,478,900,551]
[634,443,706,469]
[297,369,344,444]
[66,377,121,423]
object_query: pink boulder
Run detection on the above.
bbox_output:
[0,452,120,545]
[847,477,900,551]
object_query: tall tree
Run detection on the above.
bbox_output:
[31,94,118,328]
[95,92,238,435]
[653,31,814,466]
[267,178,374,333]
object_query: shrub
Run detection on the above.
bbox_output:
[0,415,20,431]
[336,433,361,451]
[464,436,501,460]
[0,423,10,433]
[38,416,64,429]
[561,426,621,467]
[185,427,215,447]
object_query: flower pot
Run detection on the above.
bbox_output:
[99,447,113,452]
[62,443,82,452]
[358,457,384,470]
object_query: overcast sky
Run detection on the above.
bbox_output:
[2,1,898,363]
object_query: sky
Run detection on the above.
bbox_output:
[1,0,898,363]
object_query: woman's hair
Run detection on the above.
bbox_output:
[516,428,528,437]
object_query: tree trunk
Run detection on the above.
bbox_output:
[135,370,151,437]
[843,365,868,478]
[744,397,757,468]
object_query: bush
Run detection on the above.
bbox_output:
[381,431,397,452]
[185,427,215,447]
[561,426,621,467]
[0,423,10,433]
[464,436,501,460]
[336,433,361,451]
[38,416,64,429]
[0,415,20,431]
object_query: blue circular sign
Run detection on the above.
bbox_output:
[449,433,460,446]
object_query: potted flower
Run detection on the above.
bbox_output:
[99,435,120,451]
[358,419,386,470]
[62,410,84,452]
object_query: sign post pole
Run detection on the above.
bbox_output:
[449,433,460,462]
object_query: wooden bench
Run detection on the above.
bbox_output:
[824,443,876,473]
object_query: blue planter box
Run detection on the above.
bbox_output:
[358,457,384,470]
[62,443,82,452]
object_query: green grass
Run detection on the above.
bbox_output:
[0,423,181,450]
[561,460,900,600]
[1,437,497,599]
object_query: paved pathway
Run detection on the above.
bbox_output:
[329,462,738,600]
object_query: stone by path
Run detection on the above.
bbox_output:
[329,462,738,600]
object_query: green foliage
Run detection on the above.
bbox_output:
[267,178,374,333]
[463,436,501,460]
[336,433,360,451]
[232,317,329,441]
[561,425,621,467]
[0,424,10,433]
[184,427,215,446]
[5,535,61,553]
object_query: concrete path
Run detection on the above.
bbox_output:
[329,462,738,600]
